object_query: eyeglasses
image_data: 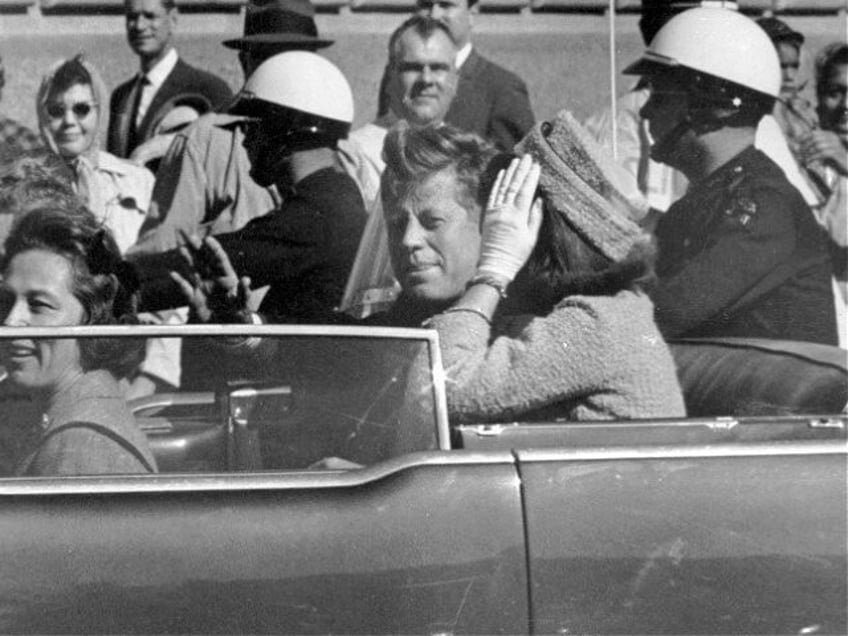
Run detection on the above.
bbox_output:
[45,102,97,120]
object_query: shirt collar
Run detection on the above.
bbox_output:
[456,42,472,69]
[142,47,178,89]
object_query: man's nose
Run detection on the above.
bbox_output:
[401,218,425,249]
[3,302,26,327]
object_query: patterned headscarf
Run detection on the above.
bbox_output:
[36,54,109,211]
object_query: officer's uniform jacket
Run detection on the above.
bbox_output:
[651,146,838,345]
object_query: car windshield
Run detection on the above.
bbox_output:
[0,325,448,476]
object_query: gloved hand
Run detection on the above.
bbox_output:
[477,154,544,283]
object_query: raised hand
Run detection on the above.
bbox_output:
[477,153,544,283]
[170,233,253,324]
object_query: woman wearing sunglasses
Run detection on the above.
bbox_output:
[36,55,154,254]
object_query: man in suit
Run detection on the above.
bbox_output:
[376,0,533,151]
[108,0,233,159]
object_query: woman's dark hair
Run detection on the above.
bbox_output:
[0,150,78,219]
[2,206,144,378]
[816,43,848,96]
[47,55,93,99]
[507,199,657,315]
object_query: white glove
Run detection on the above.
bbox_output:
[477,154,544,283]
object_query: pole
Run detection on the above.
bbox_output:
[609,0,618,160]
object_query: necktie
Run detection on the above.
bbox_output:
[128,74,149,150]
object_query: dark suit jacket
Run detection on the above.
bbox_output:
[377,48,534,151]
[107,57,233,159]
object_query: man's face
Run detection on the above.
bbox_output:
[415,0,473,49]
[241,116,291,189]
[776,41,801,98]
[390,29,458,126]
[385,168,482,306]
[819,62,848,136]
[125,0,176,65]
[640,73,692,167]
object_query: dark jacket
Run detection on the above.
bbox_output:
[107,57,233,159]
[650,146,838,345]
[134,167,367,325]
[377,48,534,152]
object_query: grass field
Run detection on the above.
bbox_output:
[1,14,844,132]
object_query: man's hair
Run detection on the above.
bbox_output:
[388,15,456,67]
[381,122,497,220]
[815,42,848,97]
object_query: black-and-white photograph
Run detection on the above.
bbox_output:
[0,0,845,633]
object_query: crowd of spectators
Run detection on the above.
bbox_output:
[0,0,845,475]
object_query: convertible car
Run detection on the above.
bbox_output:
[0,324,845,635]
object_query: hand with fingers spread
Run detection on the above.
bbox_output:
[169,233,254,324]
[800,130,848,176]
[477,154,544,285]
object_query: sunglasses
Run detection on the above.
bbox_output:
[46,102,97,120]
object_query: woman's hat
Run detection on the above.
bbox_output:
[515,110,649,262]
[223,0,333,51]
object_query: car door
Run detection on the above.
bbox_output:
[0,453,529,635]
[0,325,530,635]
[461,418,848,635]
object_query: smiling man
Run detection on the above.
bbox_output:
[374,0,532,151]
[108,0,232,159]
[336,16,459,316]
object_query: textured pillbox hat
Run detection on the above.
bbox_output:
[515,110,649,262]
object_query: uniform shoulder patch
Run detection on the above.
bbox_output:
[722,170,759,229]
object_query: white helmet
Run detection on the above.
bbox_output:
[230,51,353,138]
[625,7,780,101]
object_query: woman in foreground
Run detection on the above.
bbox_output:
[0,206,156,475]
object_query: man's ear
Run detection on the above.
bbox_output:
[167,5,178,31]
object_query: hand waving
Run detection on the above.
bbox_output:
[477,154,544,283]
[170,233,253,324]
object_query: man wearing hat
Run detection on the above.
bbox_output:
[108,0,233,159]
[585,0,820,221]
[626,7,837,344]
[129,0,333,257]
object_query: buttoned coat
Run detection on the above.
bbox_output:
[107,58,232,159]
[377,48,534,151]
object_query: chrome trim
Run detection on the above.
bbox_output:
[428,331,451,451]
[515,439,848,462]
[0,450,516,496]
[0,324,438,340]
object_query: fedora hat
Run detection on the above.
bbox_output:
[223,0,333,51]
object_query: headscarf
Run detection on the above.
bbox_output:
[36,54,110,212]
